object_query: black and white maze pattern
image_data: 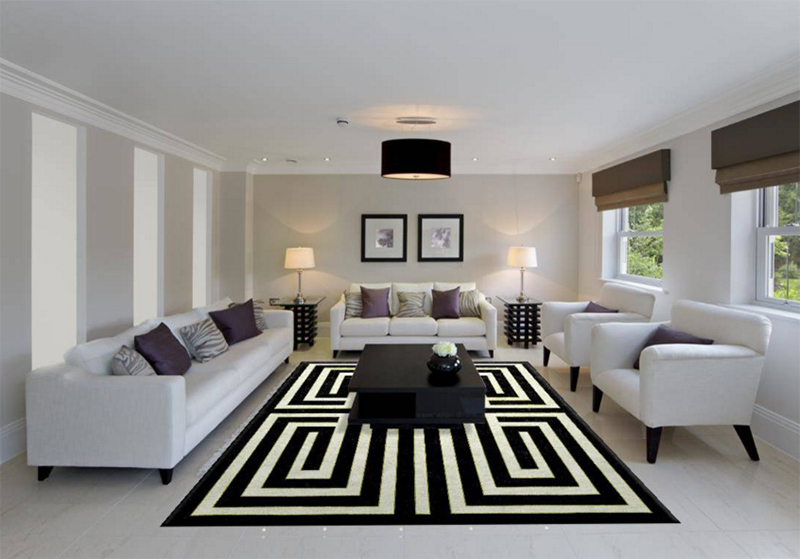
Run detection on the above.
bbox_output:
[164,363,677,526]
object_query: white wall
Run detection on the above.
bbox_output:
[252,174,579,319]
[577,93,800,458]
[133,148,163,324]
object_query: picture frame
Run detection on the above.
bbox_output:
[418,214,464,262]
[361,214,408,262]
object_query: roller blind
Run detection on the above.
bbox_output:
[592,150,670,212]
[712,101,800,194]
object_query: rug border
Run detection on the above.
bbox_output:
[162,361,678,527]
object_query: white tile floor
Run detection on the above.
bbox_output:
[1,339,798,559]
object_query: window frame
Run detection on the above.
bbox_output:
[615,205,664,287]
[755,185,800,312]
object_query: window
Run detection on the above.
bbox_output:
[192,168,212,308]
[757,182,800,310]
[616,202,663,285]
[31,113,84,368]
[133,147,164,324]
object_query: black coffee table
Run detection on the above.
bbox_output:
[348,344,486,426]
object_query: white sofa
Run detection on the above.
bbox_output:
[590,300,772,463]
[26,298,293,484]
[330,282,497,357]
[541,283,656,392]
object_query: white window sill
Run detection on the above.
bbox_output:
[727,304,800,324]
[599,277,665,295]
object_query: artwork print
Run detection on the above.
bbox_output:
[430,227,451,249]
[418,214,464,262]
[376,228,395,248]
[361,215,407,262]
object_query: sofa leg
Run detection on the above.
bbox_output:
[646,427,663,464]
[488,350,494,358]
[569,367,579,392]
[37,466,53,481]
[332,350,339,359]
[733,425,760,461]
[159,468,173,485]
[592,386,603,412]
[284,357,289,364]
[543,347,550,367]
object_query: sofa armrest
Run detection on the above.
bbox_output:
[541,301,589,338]
[564,312,647,367]
[26,364,186,469]
[639,345,764,427]
[263,309,293,330]
[590,322,662,374]
[479,299,498,350]
[330,295,346,349]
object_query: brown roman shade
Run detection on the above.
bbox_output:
[712,101,800,194]
[592,150,670,211]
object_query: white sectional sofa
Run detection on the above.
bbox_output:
[25,298,293,484]
[330,282,497,357]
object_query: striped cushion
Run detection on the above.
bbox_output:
[111,346,156,376]
[459,289,481,318]
[180,318,229,363]
[396,292,426,317]
[344,291,363,319]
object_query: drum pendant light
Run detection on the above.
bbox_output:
[381,138,451,180]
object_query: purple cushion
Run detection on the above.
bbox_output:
[209,299,262,345]
[585,301,618,313]
[432,287,461,319]
[633,325,714,369]
[361,287,391,318]
[134,323,191,376]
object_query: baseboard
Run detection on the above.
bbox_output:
[752,405,800,460]
[0,418,26,464]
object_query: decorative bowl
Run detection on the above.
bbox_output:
[427,353,462,375]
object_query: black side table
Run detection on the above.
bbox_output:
[273,296,326,350]
[497,296,542,349]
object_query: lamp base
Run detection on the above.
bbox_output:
[294,295,306,304]
[515,294,528,303]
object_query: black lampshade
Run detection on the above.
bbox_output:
[381,139,451,180]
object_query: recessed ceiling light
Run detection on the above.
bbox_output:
[472,157,479,162]
[261,157,268,162]
[549,157,557,161]
[324,157,331,162]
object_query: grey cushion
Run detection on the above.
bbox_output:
[396,292,426,318]
[459,289,481,318]
[180,318,229,363]
[110,346,156,376]
[344,291,363,319]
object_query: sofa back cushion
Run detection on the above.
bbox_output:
[392,282,433,315]
[670,300,772,355]
[64,319,157,376]
[161,309,202,351]
[598,283,655,318]
[134,323,192,376]
[209,299,262,345]
[434,282,477,293]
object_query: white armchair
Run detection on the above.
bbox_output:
[590,300,772,463]
[541,283,656,391]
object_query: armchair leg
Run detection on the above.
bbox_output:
[646,427,663,464]
[159,468,173,485]
[592,386,603,412]
[38,466,53,481]
[733,425,760,461]
[569,367,579,392]
[332,350,338,359]
[543,347,550,367]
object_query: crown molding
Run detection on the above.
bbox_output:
[221,162,259,174]
[0,58,226,170]
[576,57,800,172]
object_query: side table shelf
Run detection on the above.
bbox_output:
[497,296,542,349]
[273,296,326,350]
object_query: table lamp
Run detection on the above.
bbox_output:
[507,246,538,302]
[284,247,315,303]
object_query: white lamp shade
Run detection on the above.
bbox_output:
[507,246,538,268]
[284,247,315,270]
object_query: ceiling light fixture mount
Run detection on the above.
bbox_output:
[396,116,437,126]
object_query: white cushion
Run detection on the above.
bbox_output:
[349,283,393,314]
[670,300,772,355]
[592,368,641,417]
[189,329,288,376]
[160,310,202,351]
[196,297,234,319]
[389,317,438,336]
[436,317,486,337]
[340,317,390,337]
[434,282,477,293]
[392,283,434,316]
[64,320,157,376]
[184,366,241,426]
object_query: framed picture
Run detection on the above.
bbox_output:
[418,214,464,262]
[361,214,408,262]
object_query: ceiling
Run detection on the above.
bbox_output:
[1,1,799,174]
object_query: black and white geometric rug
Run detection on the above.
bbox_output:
[164,362,677,526]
